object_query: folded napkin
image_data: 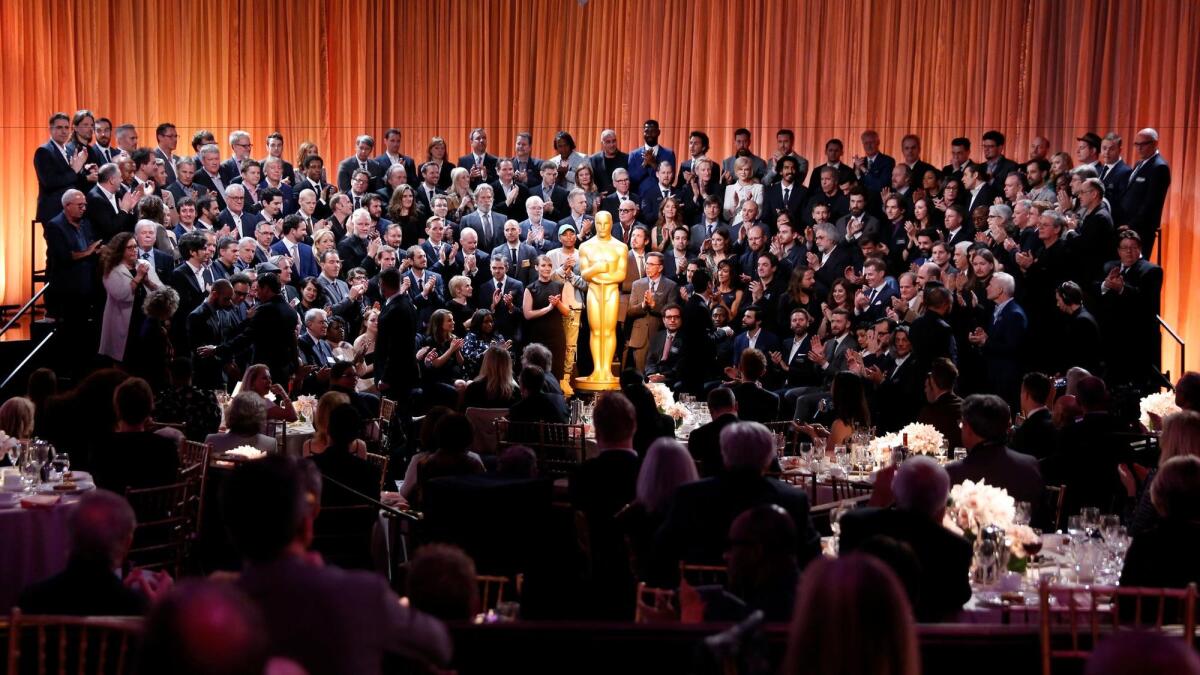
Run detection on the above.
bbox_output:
[827,466,848,480]
[20,494,61,509]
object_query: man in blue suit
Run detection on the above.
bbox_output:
[853,130,895,196]
[219,130,254,185]
[1119,128,1172,256]
[729,305,781,370]
[970,272,1027,407]
[217,184,263,238]
[627,120,677,198]
[1097,133,1133,223]
[457,128,499,188]
[270,215,319,281]
[853,258,899,324]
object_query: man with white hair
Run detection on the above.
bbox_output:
[86,161,140,241]
[599,167,639,220]
[217,183,263,238]
[1119,127,1171,255]
[337,134,384,193]
[518,195,557,252]
[337,208,381,274]
[806,221,853,296]
[444,227,488,284]
[968,271,1026,405]
[134,219,172,282]
[298,307,333,394]
[838,456,972,622]
[44,189,101,328]
[655,420,820,580]
[193,143,228,209]
[220,130,253,184]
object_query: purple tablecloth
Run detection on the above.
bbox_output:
[0,498,79,611]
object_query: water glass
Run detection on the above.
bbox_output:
[952,447,968,462]
[1014,501,1032,526]
[1080,507,1101,535]
[51,452,71,480]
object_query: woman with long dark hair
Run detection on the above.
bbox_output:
[99,232,161,364]
[797,370,870,455]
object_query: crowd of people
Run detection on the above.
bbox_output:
[19,110,1199,674]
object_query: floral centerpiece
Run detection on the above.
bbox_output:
[943,479,1039,572]
[646,383,692,429]
[225,445,266,461]
[294,395,317,423]
[866,423,945,466]
[1140,391,1180,432]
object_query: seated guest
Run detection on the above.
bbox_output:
[1083,627,1200,675]
[618,438,700,583]
[138,580,274,675]
[619,370,676,456]
[839,456,973,622]
[310,404,380,506]
[18,490,172,616]
[1177,372,1200,413]
[916,357,963,450]
[520,343,569,419]
[1128,411,1200,537]
[1120,456,1200,592]
[152,358,222,443]
[1041,376,1126,514]
[405,543,480,622]
[400,406,483,502]
[570,392,643,618]
[508,366,569,427]
[461,308,510,377]
[946,394,1044,505]
[239,364,299,423]
[222,456,451,674]
[463,344,519,409]
[695,504,802,623]
[687,387,740,477]
[723,347,780,423]
[0,397,35,460]
[782,555,920,675]
[414,412,485,506]
[206,392,277,456]
[1011,372,1057,459]
[655,421,821,583]
[302,391,367,459]
[93,378,180,492]
[796,371,871,455]
[327,360,381,421]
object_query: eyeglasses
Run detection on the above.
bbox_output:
[235,143,252,149]
[618,208,635,212]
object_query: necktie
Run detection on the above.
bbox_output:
[141,250,151,262]
[359,160,367,172]
[868,288,878,303]
[650,280,657,295]
[661,333,674,360]
[636,255,644,277]
[783,187,790,203]
[662,189,669,200]
[353,196,361,209]
[1098,164,1109,180]
[510,247,517,266]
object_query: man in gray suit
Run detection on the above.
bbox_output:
[223,456,451,675]
[624,251,677,372]
[787,307,860,420]
[459,183,507,252]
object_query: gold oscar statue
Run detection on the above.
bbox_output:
[575,211,628,391]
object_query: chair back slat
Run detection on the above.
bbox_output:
[679,563,728,587]
[633,583,679,623]
[6,609,142,675]
[365,452,389,491]
[476,574,511,612]
[495,419,586,480]
[124,482,192,576]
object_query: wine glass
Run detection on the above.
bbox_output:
[1067,515,1086,543]
[1022,528,1044,564]
[1080,507,1101,536]
[19,451,40,494]
[952,447,968,462]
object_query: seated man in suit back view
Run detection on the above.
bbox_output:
[723,348,781,424]
[224,455,451,675]
[945,394,1044,506]
[839,456,973,622]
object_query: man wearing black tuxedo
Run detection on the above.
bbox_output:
[962,164,997,215]
[477,255,525,339]
[152,122,181,186]
[457,128,499,188]
[979,130,1019,191]
[1120,128,1172,256]
[213,273,301,386]
[297,155,335,219]
[598,168,641,222]
[807,138,856,188]
[490,221,539,287]
[1071,177,1117,285]
[1097,230,1163,386]
[374,128,418,187]
[588,129,629,195]
[724,349,781,424]
[373,268,419,406]
[898,134,937,190]
[806,223,853,298]
[852,129,896,196]
[801,166,850,227]
[908,285,958,377]
[1097,133,1133,221]
[943,204,975,249]
[529,160,570,219]
[337,135,385,193]
[490,158,529,223]
[941,137,974,183]
[761,156,807,228]
[769,308,822,395]
[193,144,229,210]
[86,163,138,241]
[35,113,89,224]
[168,233,218,343]
[1011,372,1056,460]
[687,388,740,477]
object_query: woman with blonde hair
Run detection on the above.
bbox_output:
[617,438,699,581]
[310,228,336,257]
[445,167,475,223]
[1128,410,1200,536]
[239,364,298,423]
[426,136,455,190]
[782,555,920,675]
[462,345,519,409]
[0,396,35,447]
[722,156,763,222]
[302,391,367,458]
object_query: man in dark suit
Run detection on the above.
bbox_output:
[917,357,964,450]
[786,308,859,421]
[871,324,925,432]
[476,255,525,338]
[372,269,419,406]
[677,269,725,395]
[807,138,856,188]
[941,137,974,184]
[588,129,629,195]
[839,456,973,622]
[971,272,1027,406]
[1040,377,1127,515]
[86,164,138,241]
[168,233,217,343]
[508,366,570,427]
[852,258,898,324]
[598,168,641,222]
[219,130,254,184]
[962,164,997,215]
[725,349,780,423]
[645,303,685,388]
[17,490,160,617]
[730,306,781,369]
[153,122,181,186]
[35,113,88,224]
[853,130,896,195]
[979,130,1020,191]
[1011,372,1057,460]
[337,135,385,192]
[187,280,236,391]
[807,223,854,297]
[457,127,499,188]
[166,158,209,208]
[770,308,823,395]
[1056,281,1103,376]
[458,185,507,253]
[909,285,958,376]
[217,184,264,238]
[687,388,739,477]
[1070,178,1117,285]
[946,394,1044,506]
[529,161,571,219]
[760,156,807,227]
[214,273,300,386]
[42,191,100,331]
[1097,231,1164,385]
[1097,133,1133,221]
[133,220,175,281]
[655,421,821,580]
[490,159,529,223]
[194,145,229,210]
[374,128,418,187]
[1119,128,1171,255]
[569,392,642,619]
[92,378,182,492]
[490,221,539,287]
[223,456,451,675]
[943,204,976,249]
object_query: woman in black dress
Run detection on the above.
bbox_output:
[418,309,465,409]
[522,255,569,380]
[445,275,476,336]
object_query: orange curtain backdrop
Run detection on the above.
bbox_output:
[1,0,1197,370]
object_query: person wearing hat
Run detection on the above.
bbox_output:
[256,260,300,307]
[547,221,586,394]
[1076,132,1102,169]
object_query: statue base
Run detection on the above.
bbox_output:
[573,376,621,392]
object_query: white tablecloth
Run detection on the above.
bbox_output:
[0,496,80,611]
[284,424,315,458]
